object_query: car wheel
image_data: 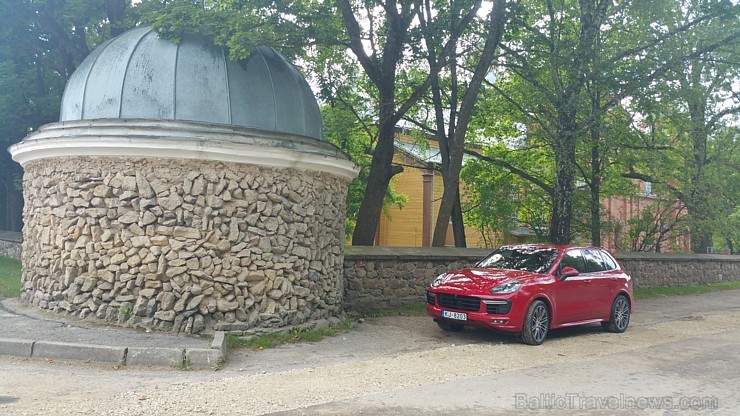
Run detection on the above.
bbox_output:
[436,321,464,332]
[521,300,549,345]
[603,294,630,333]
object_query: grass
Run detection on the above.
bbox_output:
[634,280,740,299]
[0,255,22,298]
[358,302,428,318]
[227,319,355,350]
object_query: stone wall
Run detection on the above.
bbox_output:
[20,156,349,334]
[343,247,740,311]
[616,252,740,288]
[0,231,22,260]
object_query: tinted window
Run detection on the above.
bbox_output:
[477,246,559,274]
[598,250,618,271]
[583,249,607,273]
[560,249,586,272]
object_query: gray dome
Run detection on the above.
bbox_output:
[60,27,322,140]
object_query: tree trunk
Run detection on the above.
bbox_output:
[351,118,401,245]
[0,154,23,232]
[106,0,128,37]
[590,152,601,246]
[589,94,603,247]
[548,0,609,245]
[550,119,577,245]
[451,190,467,247]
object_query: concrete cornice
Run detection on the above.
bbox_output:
[9,120,360,180]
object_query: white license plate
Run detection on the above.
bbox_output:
[442,310,467,321]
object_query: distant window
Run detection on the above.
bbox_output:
[645,181,653,195]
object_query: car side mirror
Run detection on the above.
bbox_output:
[560,267,580,279]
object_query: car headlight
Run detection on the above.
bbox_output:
[431,273,447,288]
[490,281,521,294]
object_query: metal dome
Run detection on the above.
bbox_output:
[60,27,323,140]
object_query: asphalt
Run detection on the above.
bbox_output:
[0,297,225,370]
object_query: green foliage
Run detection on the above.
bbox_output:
[0,0,136,230]
[0,255,21,298]
[626,200,688,252]
[618,0,739,253]
[227,320,354,350]
[138,0,337,61]
[321,101,373,237]
[463,0,738,248]
[176,357,192,371]
[462,83,556,245]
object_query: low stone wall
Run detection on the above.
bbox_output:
[343,247,492,311]
[343,247,740,311]
[617,252,740,288]
[0,231,22,260]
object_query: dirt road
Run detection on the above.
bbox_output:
[1,290,739,415]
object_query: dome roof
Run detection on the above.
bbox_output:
[60,27,322,140]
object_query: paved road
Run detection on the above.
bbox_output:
[1,290,739,415]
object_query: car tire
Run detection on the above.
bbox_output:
[603,294,630,333]
[437,321,464,332]
[521,300,549,345]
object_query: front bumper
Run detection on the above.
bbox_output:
[426,290,526,333]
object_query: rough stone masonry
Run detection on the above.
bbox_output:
[20,156,350,334]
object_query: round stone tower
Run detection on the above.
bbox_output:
[9,27,358,334]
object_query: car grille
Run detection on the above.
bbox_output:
[436,293,481,312]
[484,300,512,314]
[426,291,435,305]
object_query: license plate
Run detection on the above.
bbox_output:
[442,310,467,321]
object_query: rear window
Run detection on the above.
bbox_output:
[598,250,619,271]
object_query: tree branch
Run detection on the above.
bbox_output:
[465,148,555,196]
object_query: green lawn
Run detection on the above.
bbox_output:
[633,280,740,298]
[0,255,22,298]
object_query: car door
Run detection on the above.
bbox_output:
[551,249,598,324]
[582,248,613,318]
[595,249,629,315]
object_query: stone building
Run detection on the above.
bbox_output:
[9,27,358,334]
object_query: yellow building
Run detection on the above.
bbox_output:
[375,136,490,247]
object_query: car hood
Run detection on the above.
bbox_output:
[433,268,538,294]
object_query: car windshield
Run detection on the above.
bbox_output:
[476,246,559,274]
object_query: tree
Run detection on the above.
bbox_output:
[416,0,508,247]
[464,0,737,247]
[0,0,133,231]
[339,0,482,245]
[621,0,739,253]
[321,98,407,238]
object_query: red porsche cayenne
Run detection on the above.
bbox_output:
[426,244,633,345]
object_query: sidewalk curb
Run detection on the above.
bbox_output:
[0,337,227,370]
[33,341,126,364]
